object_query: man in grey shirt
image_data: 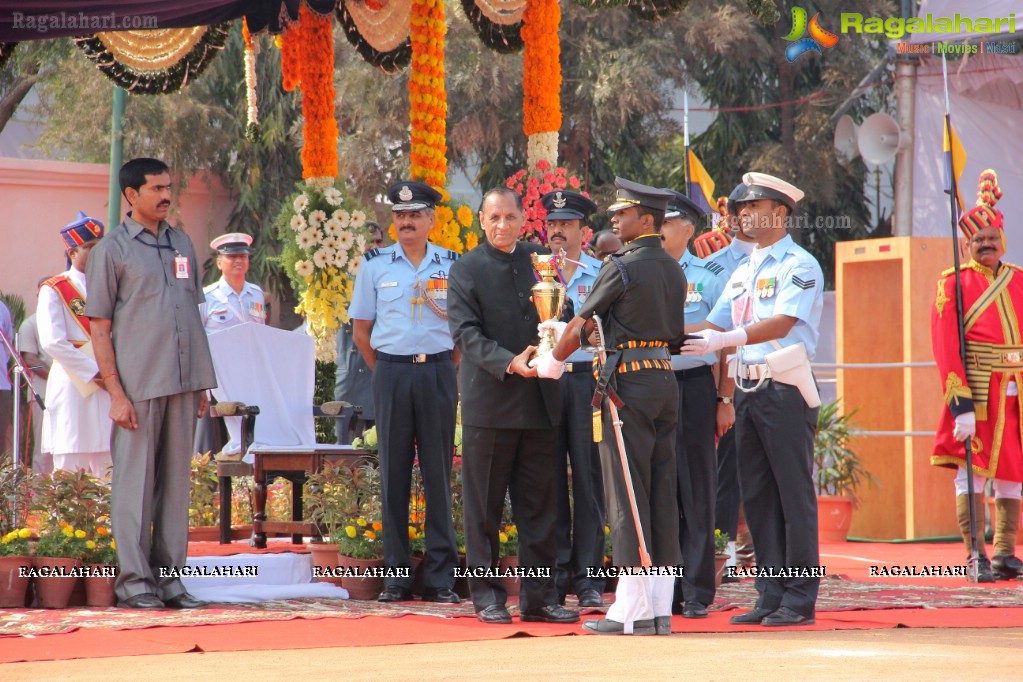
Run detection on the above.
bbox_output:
[85,158,217,609]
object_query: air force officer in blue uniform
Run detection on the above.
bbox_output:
[350,181,461,604]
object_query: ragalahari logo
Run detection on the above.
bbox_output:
[783,7,840,62]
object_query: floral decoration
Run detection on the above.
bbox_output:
[276,180,373,362]
[34,522,90,559]
[498,523,519,558]
[337,516,384,559]
[409,0,448,189]
[189,453,220,527]
[242,18,259,141]
[277,27,301,92]
[521,0,561,169]
[505,160,586,243]
[298,5,339,182]
[714,528,730,554]
[0,528,32,557]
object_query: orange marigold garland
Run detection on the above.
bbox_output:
[278,21,302,92]
[521,0,561,169]
[297,6,339,182]
[409,0,447,189]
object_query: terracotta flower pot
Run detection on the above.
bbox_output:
[84,564,118,607]
[337,555,384,600]
[498,555,520,597]
[0,555,32,608]
[817,494,854,543]
[714,553,728,589]
[308,542,342,585]
[31,556,82,609]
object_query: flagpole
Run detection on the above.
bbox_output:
[942,53,982,581]
[682,92,691,198]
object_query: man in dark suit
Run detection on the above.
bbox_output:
[446,187,579,626]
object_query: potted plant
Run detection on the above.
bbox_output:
[814,401,875,542]
[498,522,520,596]
[81,526,118,607]
[306,462,382,597]
[0,528,34,608]
[334,516,384,600]
[713,529,730,588]
[32,523,90,608]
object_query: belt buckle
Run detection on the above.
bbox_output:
[412,354,427,363]
[1005,352,1022,365]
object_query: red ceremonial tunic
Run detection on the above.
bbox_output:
[931,260,1023,481]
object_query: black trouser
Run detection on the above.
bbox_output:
[673,365,718,606]
[554,369,606,597]
[599,370,681,567]
[462,426,559,612]
[734,378,820,617]
[373,356,458,591]
[714,426,740,541]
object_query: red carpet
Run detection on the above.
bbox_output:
[1,540,1021,664]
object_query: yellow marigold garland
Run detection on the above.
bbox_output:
[278,21,301,92]
[521,0,561,168]
[387,188,479,254]
[297,5,339,182]
[409,0,447,189]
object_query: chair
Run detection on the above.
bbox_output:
[203,323,372,546]
[213,400,364,545]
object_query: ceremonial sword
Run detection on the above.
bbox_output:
[592,314,652,568]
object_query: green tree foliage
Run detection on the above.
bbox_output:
[671,0,895,284]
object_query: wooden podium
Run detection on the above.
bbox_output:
[835,237,959,539]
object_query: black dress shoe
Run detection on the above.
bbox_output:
[163,593,209,609]
[991,554,1022,580]
[728,607,775,625]
[761,606,815,626]
[117,593,165,609]
[974,556,996,583]
[421,587,460,603]
[519,604,580,623]
[377,586,414,602]
[582,618,656,635]
[654,616,672,635]
[476,604,513,624]
[683,601,708,618]
[577,588,603,607]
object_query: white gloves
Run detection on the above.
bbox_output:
[681,328,748,355]
[538,320,568,343]
[534,352,566,380]
[953,412,976,442]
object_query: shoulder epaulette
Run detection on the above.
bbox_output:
[702,261,725,276]
[364,248,381,261]
[446,250,459,261]
[608,254,630,286]
[940,262,985,278]
[1003,262,1023,273]
[42,275,69,288]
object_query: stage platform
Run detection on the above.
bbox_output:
[0,540,1021,664]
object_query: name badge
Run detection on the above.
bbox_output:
[174,256,190,279]
[380,281,398,288]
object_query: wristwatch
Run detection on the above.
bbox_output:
[716,396,733,404]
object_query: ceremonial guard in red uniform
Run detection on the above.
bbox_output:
[931,169,1023,582]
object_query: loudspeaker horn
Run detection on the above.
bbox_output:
[833,115,860,163]
[857,112,902,165]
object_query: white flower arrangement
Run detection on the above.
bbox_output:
[526,131,559,171]
[277,180,374,363]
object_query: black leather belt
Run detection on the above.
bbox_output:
[565,361,593,374]
[376,351,452,364]
[673,365,713,381]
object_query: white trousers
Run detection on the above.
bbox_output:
[53,450,112,478]
[604,573,675,633]
[954,467,1023,499]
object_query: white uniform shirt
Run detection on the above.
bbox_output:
[199,277,266,332]
[37,268,112,456]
